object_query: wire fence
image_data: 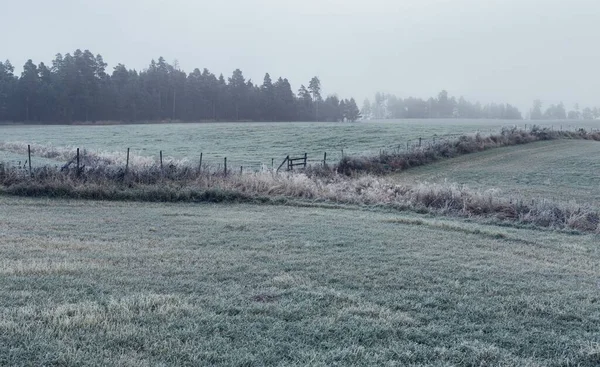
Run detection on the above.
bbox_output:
[1,124,598,175]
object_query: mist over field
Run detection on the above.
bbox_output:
[2,2,600,366]
[2,0,600,115]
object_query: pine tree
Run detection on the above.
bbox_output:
[0,60,16,121]
[361,99,371,119]
[17,60,40,121]
[0,49,369,124]
[260,73,275,121]
[308,76,321,121]
[345,98,361,122]
[531,100,543,120]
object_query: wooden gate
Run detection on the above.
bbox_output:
[276,153,307,172]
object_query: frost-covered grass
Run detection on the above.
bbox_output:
[2,123,600,365]
[2,155,599,232]
[2,119,600,169]
[400,139,600,206]
[0,141,163,168]
[0,197,598,366]
[338,127,600,175]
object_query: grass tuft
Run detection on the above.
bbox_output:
[384,218,512,241]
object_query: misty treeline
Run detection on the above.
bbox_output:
[529,100,600,120]
[362,91,523,120]
[0,49,361,123]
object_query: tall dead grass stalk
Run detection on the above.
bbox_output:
[1,163,598,233]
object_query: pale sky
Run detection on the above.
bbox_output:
[3,0,599,112]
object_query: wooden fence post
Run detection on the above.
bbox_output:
[125,148,130,174]
[419,137,422,147]
[27,144,32,176]
[271,158,274,170]
[76,148,80,177]
[199,152,203,172]
[160,150,163,170]
[240,166,243,175]
[323,152,327,166]
[224,157,227,175]
[276,156,289,172]
[304,153,307,168]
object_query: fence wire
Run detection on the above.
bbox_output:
[1,124,597,174]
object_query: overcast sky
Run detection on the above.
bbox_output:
[3,0,599,113]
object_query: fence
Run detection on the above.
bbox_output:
[1,124,598,176]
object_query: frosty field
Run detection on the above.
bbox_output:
[0,196,599,366]
[2,120,600,366]
[399,139,600,205]
[2,119,599,169]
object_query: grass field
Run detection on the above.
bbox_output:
[2,122,600,365]
[1,196,599,366]
[2,119,600,169]
[398,139,600,205]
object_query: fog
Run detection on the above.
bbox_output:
[3,0,599,112]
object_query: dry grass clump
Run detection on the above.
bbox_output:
[0,259,99,276]
[338,127,600,175]
[2,127,600,233]
[0,141,165,168]
[1,162,598,233]
[3,293,193,333]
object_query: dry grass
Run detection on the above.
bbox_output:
[1,163,599,233]
[396,139,600,206]
[338,126,600,175]
[1,127,600,233]
[0,141,163,167]
[0,259,101,276]
[2,293,192,332]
